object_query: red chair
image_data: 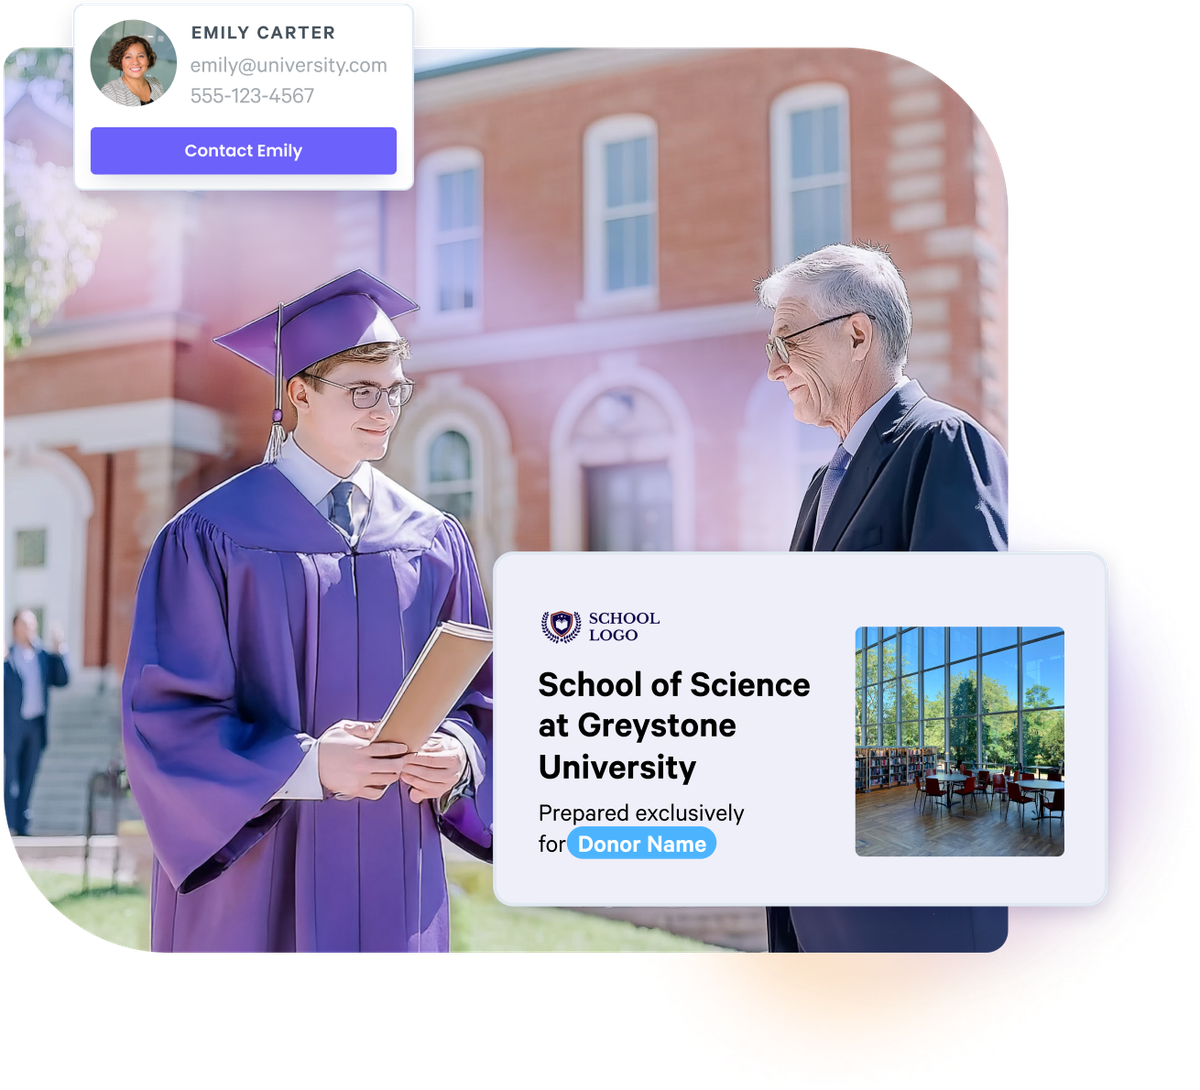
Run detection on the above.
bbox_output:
[923,776,947,813]
[1020,772,1034,781]
[1005,779,1035,824]
[1003,765,1013,779]
[1038,789,1064,829]
[913,772,927,807]
[953,775,981,811]
[990,772,1007,808]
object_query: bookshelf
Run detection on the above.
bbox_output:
[856,746,939,793]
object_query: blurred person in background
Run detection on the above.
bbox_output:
[4,610,69,836]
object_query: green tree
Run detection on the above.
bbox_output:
[4,48,114,352]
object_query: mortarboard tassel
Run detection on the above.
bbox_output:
[262,302,286,464]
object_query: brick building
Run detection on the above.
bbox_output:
[5,47,1006,827]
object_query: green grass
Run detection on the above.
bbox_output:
[26,870,151,951]
[446,862,726,952]
[21,863,727,953]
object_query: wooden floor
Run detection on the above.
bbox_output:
[855,782,1064,857]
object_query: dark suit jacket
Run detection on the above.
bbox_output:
[790,380,1008,552]
[778,381,1009,952]
[4,646,69,750]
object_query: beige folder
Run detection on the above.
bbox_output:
[372,621,493,750]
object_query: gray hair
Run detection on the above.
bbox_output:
[757,243,912,368]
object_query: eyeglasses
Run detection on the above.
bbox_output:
[765,312,874,365]
[303,374,415,409]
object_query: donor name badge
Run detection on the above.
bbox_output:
[567,827,716,859]
[493,552,1108,910]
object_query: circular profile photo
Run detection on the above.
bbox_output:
[90,21,177,106]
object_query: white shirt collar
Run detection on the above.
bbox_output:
[842,376,911,457]
[275,434,372,507]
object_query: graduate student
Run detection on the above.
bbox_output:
[122,270,492,952]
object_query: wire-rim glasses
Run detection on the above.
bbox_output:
[765,311,874,365]
[304,374,415,409]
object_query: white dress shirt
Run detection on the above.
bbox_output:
[12,643,46,719]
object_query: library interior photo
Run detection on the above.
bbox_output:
[854,627,1065,857]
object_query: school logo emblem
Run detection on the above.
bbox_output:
[542,610,581,643]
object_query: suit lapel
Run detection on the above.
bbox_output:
[790,470,824,551]
[812,381,929,551]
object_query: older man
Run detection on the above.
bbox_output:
[760,243,1008,952]
[4,610,69,836]
[763,243,1007,552]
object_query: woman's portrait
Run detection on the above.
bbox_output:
[101,36,162,106]
[90,22,177,106]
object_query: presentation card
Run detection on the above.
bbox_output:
[493,552,1106,907]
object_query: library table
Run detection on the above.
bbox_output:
[929,772,968,812]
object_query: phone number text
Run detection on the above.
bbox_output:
[191,87,315,104]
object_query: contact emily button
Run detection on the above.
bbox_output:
[90,127,396,174]
[566,827,717,859]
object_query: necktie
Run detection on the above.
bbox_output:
[813,444,851,546]
[329,481,355,537]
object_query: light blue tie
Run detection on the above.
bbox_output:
[328,481,355,537]
[813,444,851,546]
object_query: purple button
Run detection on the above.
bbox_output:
[90,127,397,174]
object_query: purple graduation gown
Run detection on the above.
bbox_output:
[122,464,492,952]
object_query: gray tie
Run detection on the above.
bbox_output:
[813,444,851,546]
[328,481,355,537]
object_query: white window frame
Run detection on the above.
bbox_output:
[770,84,851,269]
[579,114,658,318]
[415,146,484,335]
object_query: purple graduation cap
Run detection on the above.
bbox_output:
[214,269,419,463]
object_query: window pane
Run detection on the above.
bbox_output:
[923,716,944,753]
[15,529,46,568]
[982,626,1017,652]
[900,674,918,724]
[984,712,1018,767]
[1023,627,1063,641]
[819,104,841,173]
[605,214,653,290]
[586,461,672,551]
[1023,634,1065,708]
[865,685,877,729]
[855,628,864,651]
[924,627,945,668]
[428,430,471,483]
[605,137,649,208]
[881,626,897,638]
[437,238,480,311]
[790,109,813,178]
[1022,708,1065,770]
[882,679,896,725]
[949,627,977,663]
[901,721,919,747]
[865,644,878,685]
[981,647,1018,713]
[922,668,944,720]
[437,168,479,231]
[949,717,976,765]
[881,636,896,680]
[900,628,919,675]
[948,667,976,719]
[791,184,843,256]
[435,490,473,523]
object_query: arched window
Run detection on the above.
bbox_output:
[770,84,850,267]
[581,115,658,314]
[425,429,474,525]
[416,147,483,331]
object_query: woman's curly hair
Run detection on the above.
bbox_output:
[107,35,156,72]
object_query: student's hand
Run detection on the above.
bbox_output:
[396,734,467,804]
[317,720,407,800]
[48,624,65,653]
